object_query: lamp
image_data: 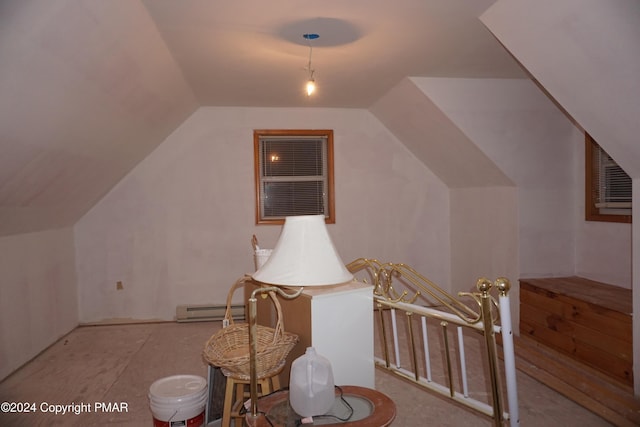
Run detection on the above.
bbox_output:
[303,33,319,97]
[252,215,354,286]
[245,215,353,423]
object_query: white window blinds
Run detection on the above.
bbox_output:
[594,144,632,210]
[256,133,330,221]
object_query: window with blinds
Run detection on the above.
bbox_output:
[585,133,632,223]
[254,130,335,224]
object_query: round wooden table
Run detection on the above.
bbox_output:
[244,385,396,426]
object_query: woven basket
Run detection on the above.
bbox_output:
[203,276,299,380]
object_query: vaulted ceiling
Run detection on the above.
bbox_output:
[0,0,527,237]
[142,0,525,107]
[4,1,638,239]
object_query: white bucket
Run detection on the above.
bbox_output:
[149,374,207,427]
[254,248,273,270]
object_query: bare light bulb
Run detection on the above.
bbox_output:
[303,34,319,97]
[306,79,316,96]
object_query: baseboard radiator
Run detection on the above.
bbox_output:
[176,304,245,323]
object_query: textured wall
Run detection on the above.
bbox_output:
[0,227,78,380]
[74,107,450,323]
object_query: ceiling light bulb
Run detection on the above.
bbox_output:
[306,79,316,96]
[303,33,319,97]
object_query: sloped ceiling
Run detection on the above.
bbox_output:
[1,1,637,237]
[0,0,198,236]
[142,0,524,107]
[482,0,640,178]
[371,77,513,188]
[0,0,525,237]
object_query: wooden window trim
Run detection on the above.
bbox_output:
[585,133,632,223]
[254,129,335,225]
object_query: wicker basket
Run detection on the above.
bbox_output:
[203,276,299,381]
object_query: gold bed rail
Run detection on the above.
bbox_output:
[346,258,519,427]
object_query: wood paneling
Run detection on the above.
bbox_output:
[520,277,633,387]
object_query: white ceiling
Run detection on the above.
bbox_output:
[142,0,524,107]
[0,0,525,236]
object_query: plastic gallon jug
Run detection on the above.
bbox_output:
[289,347,335,417]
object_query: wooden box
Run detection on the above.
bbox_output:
[519,276,633,386]
[245,281,375,388]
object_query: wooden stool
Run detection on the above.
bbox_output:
[222,370,282,427]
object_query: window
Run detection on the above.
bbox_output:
[254,129,335,224]
[585,133,632,223]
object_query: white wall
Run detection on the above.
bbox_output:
[0,227,78,380]
[5,82,633,382]
[410,77,632,326]
[481,0,640,179]
[413,78,580,281]
[573,139,632,288]
[449,186,518,297]
[75,82,633,328]
[575,221,632,287]
[409,77,633,328]
[74,107,450,323]
[482,1,638,393]
[412,78,577,331]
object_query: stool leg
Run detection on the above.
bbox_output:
[258,378,269,395]
[222,377,235,427]
[233,381,246,427]
[271,374,280,391]
[225,373,281,426]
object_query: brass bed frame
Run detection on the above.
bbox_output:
[346,258,519,427]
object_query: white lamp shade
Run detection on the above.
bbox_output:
[252,215,353,286]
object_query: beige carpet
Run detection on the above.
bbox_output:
[0,322,612,426]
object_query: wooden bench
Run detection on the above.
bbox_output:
[519,276,633,386]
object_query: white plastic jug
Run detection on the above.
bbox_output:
[289,347,335,417]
